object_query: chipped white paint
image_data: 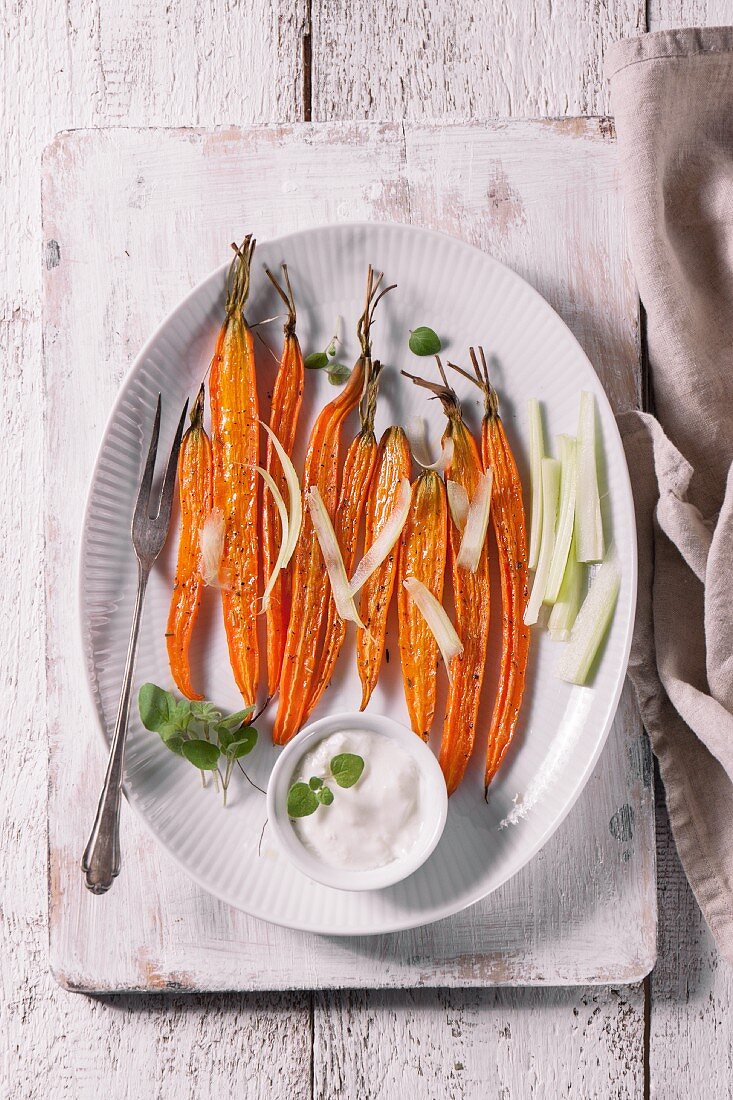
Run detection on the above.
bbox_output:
[314,985,646,1098]
[1,0,728,1097]
[44,121,654,995]
[312,0,645,119]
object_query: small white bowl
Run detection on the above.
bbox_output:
[267,711,448,891]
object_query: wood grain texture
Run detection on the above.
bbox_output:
[650,777,733,1099]
[649,0,733,28]
[44,120,653,995]
[311,0,645,119]
[1,4,310,1099]
[314,985,646,1098]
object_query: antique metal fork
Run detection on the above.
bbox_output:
[82,395,188,894]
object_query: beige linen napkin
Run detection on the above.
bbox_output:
[607,27,733,963]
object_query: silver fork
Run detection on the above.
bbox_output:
[82,394,189,894]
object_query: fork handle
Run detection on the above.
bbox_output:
[82,564,149,893]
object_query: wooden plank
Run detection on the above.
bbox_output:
[650,785,733,1097]
[44,119,654,993]
[311,0,645,119]
[649,0,733,28]
[314,985,646,1097]
[0,3,311,1098]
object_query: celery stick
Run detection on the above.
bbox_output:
[557,553,620,684]
[524,457,561,626]
[548,527,584,639]
[575,391,604,563]
[527,399,545,570]
[544,434,577,604]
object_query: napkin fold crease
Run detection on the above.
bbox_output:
[608,27,733,962]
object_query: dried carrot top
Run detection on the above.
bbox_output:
[209,237,260,706]
[166,384,213,700]
[262,264,304,696]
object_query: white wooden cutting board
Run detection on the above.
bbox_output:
[43,120,655,992]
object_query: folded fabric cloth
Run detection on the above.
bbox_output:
[607,27,733,963]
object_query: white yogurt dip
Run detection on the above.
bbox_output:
[290,729,423,871]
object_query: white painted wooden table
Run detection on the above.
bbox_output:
[4,1,733,1097]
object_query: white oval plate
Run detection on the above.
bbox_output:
[80,222,636,936]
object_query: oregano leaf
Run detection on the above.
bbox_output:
[225,727,258,759]
[409,326,442,356]
[327,363,351,386]
[330,753,365,788]
[317,786,334,806]
[180,739,221,771]
[287,782,319,818]
[309,776,324,790]
[138,683,174,732]
[305,351,329,370]
[163,734,185,756]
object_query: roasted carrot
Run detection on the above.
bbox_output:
[262,265,304,696]
[453,348,530,794]
[396,469,448,739]
[209,237,260,705]
[304,361,382,719]
[274,267,394,743]
[356,424,411,710]
[403,362,490,794]
[166,385,213,700]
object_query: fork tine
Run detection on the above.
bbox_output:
[133,394,161,528]
[155,398,189,523]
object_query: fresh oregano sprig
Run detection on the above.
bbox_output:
[304,319,351,386]
[138,683,258,807]
[287,752,365,818]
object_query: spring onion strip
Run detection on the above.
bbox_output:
[406,416,455,473]
[548,527,584,640]
[306,486,366,628]
[259,420,302,565]
[544,435,577,604]
[524,457,561,626]
[575,391,604,563]
[349,478,411,596]
[456,469,494,572]
[528,399,545,570]
[199,509,228,589]
[446,480,469,533]
[403,577,463,683]
[255,467,290,613]
[557,552,619,684]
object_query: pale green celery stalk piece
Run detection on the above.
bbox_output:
[557,552,620,684]
[575,391,604,563]
[524,457,561,626]
[544,434,577,604]
[527,399,545,570]
[548,527,584,639]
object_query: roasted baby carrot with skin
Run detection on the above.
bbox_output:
[275,267,394,743]
[403,362,491,794]
[210,237,260,705]
[304,361,382,718]
[166,385,213,700]
[357,424,411,710]
[397,470,448,739]
[452,348,530,794]
[262,265,304,696]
